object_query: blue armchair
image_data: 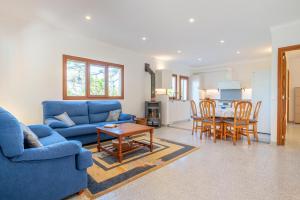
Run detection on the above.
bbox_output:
[0,107,93,200]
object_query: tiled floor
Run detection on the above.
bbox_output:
[74,122,300,200]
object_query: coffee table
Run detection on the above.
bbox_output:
[97,123,154,163]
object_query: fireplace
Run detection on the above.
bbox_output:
[145,101,161,127]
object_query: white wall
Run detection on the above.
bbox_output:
[286,53,300,122]
[193,58,271,90]
[0,22,156,124]
[270,20,300,142]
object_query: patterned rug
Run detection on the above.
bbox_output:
[84,136,198,198]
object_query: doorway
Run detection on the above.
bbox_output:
[277,44,300,145]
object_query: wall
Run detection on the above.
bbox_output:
[270,19,300,142]
[0,22,156,124]
[193,58,271,90]
[286,52,300,122]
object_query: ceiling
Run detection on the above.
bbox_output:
[1,0,300,67]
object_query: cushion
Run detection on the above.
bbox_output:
[20,123,43,149]
[202,118,223,123]
[0,107,24,157]
[55,124,98,138]
[39,132,67,146]
[224,119,247,126]
[55,112,76,127]
[45,118,69,128]
[42,101,90,125]
[88,101,121,123]
[106,109,121,122]
[119,113,133,121]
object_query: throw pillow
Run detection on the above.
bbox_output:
[45,118,69,129]
[106,109,121,122]
[20,123,43,149]
[54,112,75,127]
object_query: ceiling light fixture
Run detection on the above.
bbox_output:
[236,50,241,54]
[85,15,91,20]
[197,58,202,61]
[141,36,148,41]
[189,18,195,23]
[177,50,182,54]
[219,40,225,44]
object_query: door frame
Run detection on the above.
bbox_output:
[277,44,300,145]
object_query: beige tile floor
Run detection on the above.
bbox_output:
[73,122,300,200]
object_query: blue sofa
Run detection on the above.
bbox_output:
[0,107,93,200]
[42,100,135,145]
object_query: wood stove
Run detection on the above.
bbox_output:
[145,101,161,127]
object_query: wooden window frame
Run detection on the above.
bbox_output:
[169,74,178,100]
[179,75,189,101]
[63,55,124,100]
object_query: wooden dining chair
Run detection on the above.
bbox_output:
[199,100,223,142]
[248,101,262,142]
[231,100,240,109]
[224,101,252,145]
[190,100,202,135]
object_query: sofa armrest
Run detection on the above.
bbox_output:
[76,148,93,170]
[11,141,81,162]
[45,118,68,129]
[28,125,53,138]
[119,113,134,121]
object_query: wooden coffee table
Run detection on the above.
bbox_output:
[97,123,154,163]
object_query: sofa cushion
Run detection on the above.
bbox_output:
[20,123,43,149]
[88,101,121,123]
[42,101,89,125]
[39,132,67,146]
[45,118,69,129]
[0,107,24,157]
[55,124,98,138]
[54,112,76,127]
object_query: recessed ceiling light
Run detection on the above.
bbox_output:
[197,58,202,61]
[189,18,195,23]
[177,50,182,54]
[85,15,91,20]
[141,36,148,41]
[236,50,241,54]
[219,40,225,44]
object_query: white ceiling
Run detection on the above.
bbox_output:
[2,0,300,67]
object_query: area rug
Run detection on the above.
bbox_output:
[84,136,198,198]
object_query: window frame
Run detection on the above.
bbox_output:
[63,55,124,100]
[179,75,189,101]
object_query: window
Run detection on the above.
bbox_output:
[63,55,124,99]
[179,76,189,101]
[167,74,177,99]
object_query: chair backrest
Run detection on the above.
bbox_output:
[253,101,262,121]
[190,100,197,117]
[231,100,240,108]
[233,101,252,126]
[0,107,24,157]
[200,100,216,121]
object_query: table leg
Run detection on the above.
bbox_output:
[97,130,101,152]
[118,136,123,163]
[150,129,153,152]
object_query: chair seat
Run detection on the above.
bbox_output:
[202,118,223,124]
[249,119,258,123]
[224,119,247,126]
[192,115,202,120]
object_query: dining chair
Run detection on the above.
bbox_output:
[248,101,262,142]
[190,100,202,135]
[231,100,240,109]
[199,100,223,142]
[224,101,252,145]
